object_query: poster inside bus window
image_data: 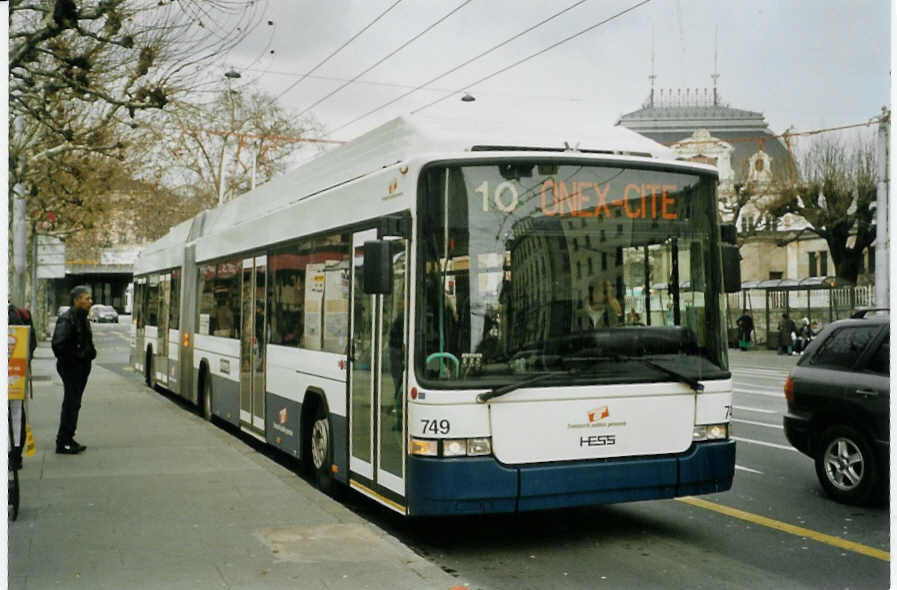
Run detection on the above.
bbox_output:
[304,263,325,350]
[323,260,350,353]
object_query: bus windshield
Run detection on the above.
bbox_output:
[416,161,729,388]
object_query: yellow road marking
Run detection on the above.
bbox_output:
[677,496,889,562]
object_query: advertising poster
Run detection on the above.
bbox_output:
[304,263,326,350]
[323,261,350,352]
[8,326,30,401]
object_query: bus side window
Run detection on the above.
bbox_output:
[198,264,216,335]
[269,246,305,348]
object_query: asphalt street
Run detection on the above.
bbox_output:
[78,324,890,589]
[343,348,891,590]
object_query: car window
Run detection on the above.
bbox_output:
[865,333,889,375]
[809,325,879,370]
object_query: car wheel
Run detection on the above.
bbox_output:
[814,425,880,505]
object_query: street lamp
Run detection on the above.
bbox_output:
[461,92,475,102]
[219,69,241,205]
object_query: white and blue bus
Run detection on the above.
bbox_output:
[131,115,739,516]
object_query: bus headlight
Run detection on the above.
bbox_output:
[410,438,438,456]
[442,439,467,457]
[410,437,493,457]
[693,423,729,441]
[466,437,492,456]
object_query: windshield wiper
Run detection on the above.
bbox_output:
[639,359,704,392]
[476,357,706,403]
[476,372,565,403]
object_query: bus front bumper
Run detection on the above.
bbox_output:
[406,439,735,516]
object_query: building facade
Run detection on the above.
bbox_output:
[616,88,875,286]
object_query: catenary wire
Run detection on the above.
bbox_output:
[411,0,653,115]
[274,0,404,101]
[296,0,475,118]
[324,0,593,137]
[240,67,589,103]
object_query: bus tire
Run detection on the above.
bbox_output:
[309,403,335,495]
[200,368,213,422]
[145,348,155,389]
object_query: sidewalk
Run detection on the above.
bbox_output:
[728,345,802,371]
[8,344,462,590]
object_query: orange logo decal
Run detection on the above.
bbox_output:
[588,406,609,422]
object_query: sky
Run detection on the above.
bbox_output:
[212,0,891,149]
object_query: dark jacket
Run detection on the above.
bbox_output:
[52,307,96,365]
[777,317,797,347]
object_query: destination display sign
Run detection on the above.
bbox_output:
[475,177,680,220]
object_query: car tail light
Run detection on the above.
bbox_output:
[784,376,794,403]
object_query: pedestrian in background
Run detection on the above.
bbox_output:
[796,317,815,353]
[777,313,797,356]
[51,286,96,454]
[736,310,754,350]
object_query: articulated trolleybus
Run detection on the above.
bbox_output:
[131,114,739,516]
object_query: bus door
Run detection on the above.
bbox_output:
[134,277,145,371]
[349,230,408,498]
[156,273,170,385]
[240,256,267,435]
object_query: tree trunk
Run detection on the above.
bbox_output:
[826,237,860,284]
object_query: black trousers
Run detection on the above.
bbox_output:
[56,361,91,444]
[8,400,26,470]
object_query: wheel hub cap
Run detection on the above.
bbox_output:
[311,419,328,470]
[824,437,863,491]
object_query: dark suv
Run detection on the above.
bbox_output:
[783,311,889,505]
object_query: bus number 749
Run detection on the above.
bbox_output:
[421,419,451,435]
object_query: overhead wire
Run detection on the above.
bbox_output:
[296,0,474,118]
[274,0,404,101]
[240,67,590,103]
[324,0,594,137]
[411,0,653,115]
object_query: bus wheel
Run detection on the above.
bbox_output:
[201,372,213,422]
[145,350,155,389]
[310,405,335,494]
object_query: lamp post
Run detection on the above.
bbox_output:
[875,106,889,309]
[218,70,242,205]
[12,115,27,306]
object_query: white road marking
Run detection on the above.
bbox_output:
[733,405,777,414]
[734,388,783,398]
[734,464,764,474]
[732,418,783,430]
[732,436,798,452]
[731,367,789,374]
[731,371,787,380]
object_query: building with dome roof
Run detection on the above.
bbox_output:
[616,86,874,287]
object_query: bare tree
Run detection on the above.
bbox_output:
[9,0,268,186]
[766,135,877,283]
[135,87,325,206]
[9,0,267,301]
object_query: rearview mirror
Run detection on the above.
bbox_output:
[722,244,741,293]
[363,241,393,294]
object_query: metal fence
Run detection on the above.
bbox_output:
[725,281,875,348]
